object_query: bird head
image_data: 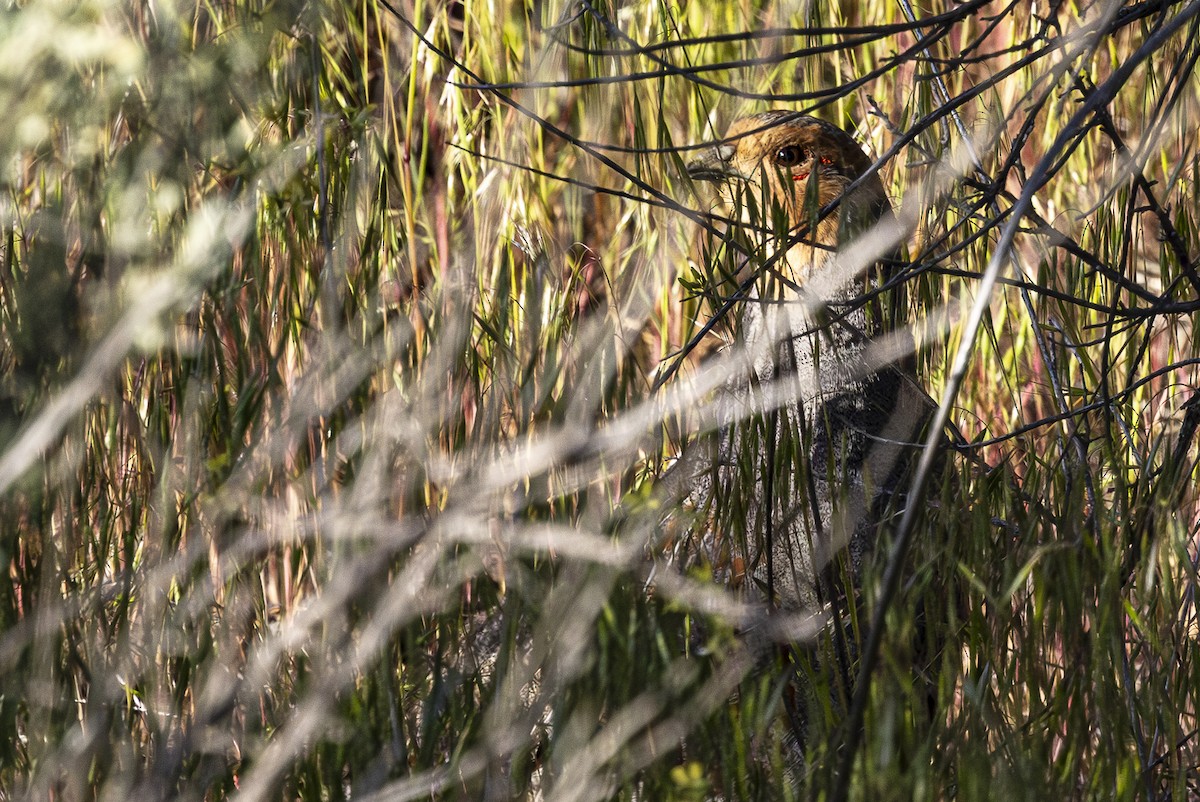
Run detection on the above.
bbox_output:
[687,112,892,290]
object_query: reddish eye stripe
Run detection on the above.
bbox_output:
[793,154,834,180]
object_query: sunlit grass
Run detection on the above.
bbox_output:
[0,0,1197,799]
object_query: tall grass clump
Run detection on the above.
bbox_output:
[0,0,1198,799]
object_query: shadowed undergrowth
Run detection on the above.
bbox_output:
[0,0,1198,799]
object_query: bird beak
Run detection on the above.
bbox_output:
[685,144,738,182]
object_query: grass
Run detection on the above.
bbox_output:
[0,0,1198,799]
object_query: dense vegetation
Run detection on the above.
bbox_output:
[1,0,1198,799]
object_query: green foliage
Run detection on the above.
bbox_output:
[0,0,1198,799]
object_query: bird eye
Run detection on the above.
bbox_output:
[774,146,807,166]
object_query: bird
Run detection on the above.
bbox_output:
[683,111,935,614]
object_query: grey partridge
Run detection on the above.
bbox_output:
[686,111,933,611]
